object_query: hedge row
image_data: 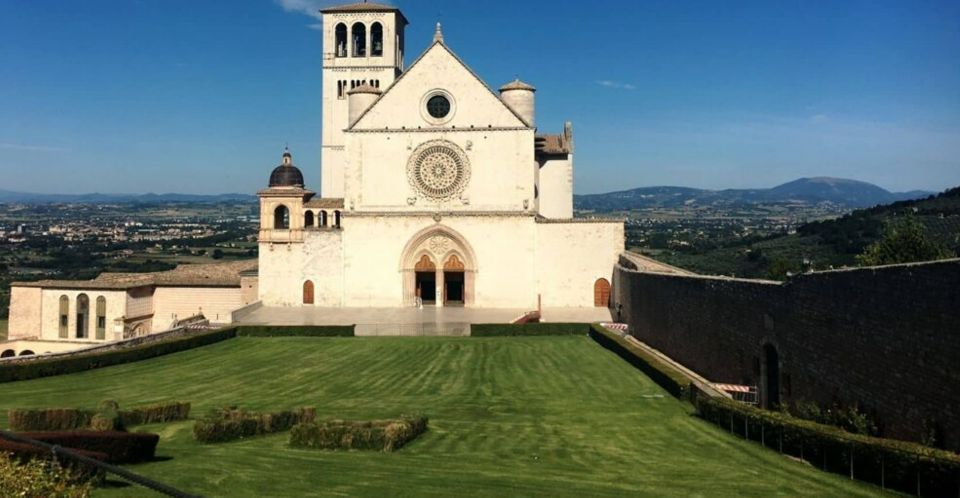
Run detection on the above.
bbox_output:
[697,395,960,497]
[0,438,107,482]
[289,416,428,452]
[0,328,237,383]
[193,406,316,444]
[0,449,99,493]
[9,401,191,431]
[119,401,191,426]
[587,324,691,399]
[17,431,159,464]
[471,323,591,337]
[234,325,355,337]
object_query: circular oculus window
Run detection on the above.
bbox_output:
[426,95,451,118]
[407,140,471,201]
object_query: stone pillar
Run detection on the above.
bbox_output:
[436,270,445,307]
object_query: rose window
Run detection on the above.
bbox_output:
[407,141,470,201]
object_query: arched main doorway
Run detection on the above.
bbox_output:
[400,226,477,307]
[594,278,611,307]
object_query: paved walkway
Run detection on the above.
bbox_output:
[237,306,611,336]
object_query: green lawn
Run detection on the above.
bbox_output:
[0,337,884,497]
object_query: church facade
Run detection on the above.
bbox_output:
[3,2,623,353]
[256,2,623,309]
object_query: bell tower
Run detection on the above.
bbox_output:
[320,2,408,198]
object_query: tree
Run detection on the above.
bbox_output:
[856,216,954,267]
[211,249,224,260]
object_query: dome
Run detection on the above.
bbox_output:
[268,149,304,188]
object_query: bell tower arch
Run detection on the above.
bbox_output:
[320,3,408,199]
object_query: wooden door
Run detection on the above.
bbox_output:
[593,278,611,307]
[303,280,315,305]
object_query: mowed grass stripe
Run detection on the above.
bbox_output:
[0,336,884,497]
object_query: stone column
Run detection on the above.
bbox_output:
[436,270,445,307]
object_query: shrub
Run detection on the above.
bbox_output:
[16,431,159,464]
[235,326,355,337]
[0,439,106,483]
[8,409,93,432]
[588,324,691,399]
[289,416,428,452]
[193,406,316,444]
[696,395,960,497]
[471,323,590,337]
[119,401,191,426]
[9,401,191,431]
[0,328,237,383]
[0,451,95,497]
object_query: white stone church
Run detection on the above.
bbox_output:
[4,2,623,353]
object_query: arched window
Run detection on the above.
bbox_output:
[334,210,342,228]
[335,23,347,57]
[274,205,290,229]
[371,22,383,56]
[303,280,315,305]
[76,294,89,339]
[593,278,611,307]
[58,295,69,338]
[319,210,328,227]
[19,350,35,356]
[351,22,366,57]
[96,296,107,340]
[305,211,314,227]
[1,350,15,358]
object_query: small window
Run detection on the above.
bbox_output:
[58,295,69,338]
[305,211,314,227]
[274,205,290,230]
[76,294,89,339]
[426,95,451,119]
[351,22,366,57]
[96,296,106,340]
[335,23,348,57]
[371,22,383,57]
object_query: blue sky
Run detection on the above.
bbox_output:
[1,0,958,195]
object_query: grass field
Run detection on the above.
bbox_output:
[0,337,884,497]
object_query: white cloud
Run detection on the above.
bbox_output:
[596,80,636,90]
[273,0,325,20]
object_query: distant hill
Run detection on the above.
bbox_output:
[644,186,960,279]
[0,190,256,204]
[575,177,933,211]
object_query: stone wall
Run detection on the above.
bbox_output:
[612,257,960,451]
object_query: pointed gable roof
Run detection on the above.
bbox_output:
[349,39,533,130]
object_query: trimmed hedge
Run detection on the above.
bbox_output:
[8,408,93,432]
[588,324,691,399]
[235,326,355,337]
[289,416,428,452]
[0,328,237,383]
[471,323,591,337]
[18,431,159,464]
[193,406,316,444]
[696,395,960,497]
[9,401,191,431]
[119,401,191,426]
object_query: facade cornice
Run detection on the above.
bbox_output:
[346,126,533,134]
[346,210,536,218]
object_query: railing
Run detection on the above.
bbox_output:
[0,430,203,498]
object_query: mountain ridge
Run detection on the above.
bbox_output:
[575,177,934,211]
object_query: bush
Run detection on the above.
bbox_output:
[119,401,191,426]
[696,395,960,497]
[289,416,428,452]
[17,431,159,464]
[193,406,316,444]
[588,324,691,399]
[9,401,191,431]
[8,409,93,432]
[0,439,106,483]
[0,451,95,497]
[0,328,237,383]
[235,326,355,337]
[470,323,590,337]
